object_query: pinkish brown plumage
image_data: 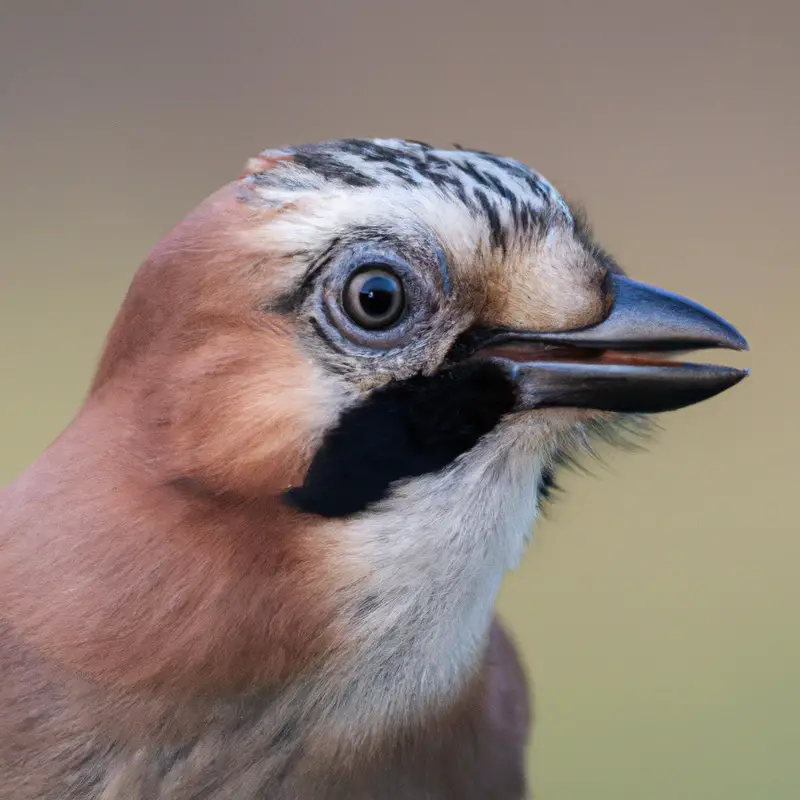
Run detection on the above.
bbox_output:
[0,138,747,798]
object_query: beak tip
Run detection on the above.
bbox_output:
[709,366,749,404]
[722,326,749,353]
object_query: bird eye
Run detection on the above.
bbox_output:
[342,265,406,330]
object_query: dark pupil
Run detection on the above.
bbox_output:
[359,275,397,318]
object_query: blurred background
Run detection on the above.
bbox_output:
[0,0,796,796]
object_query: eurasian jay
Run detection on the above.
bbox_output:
[0,139,748,798]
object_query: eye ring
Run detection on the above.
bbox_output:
[342,265,406,330]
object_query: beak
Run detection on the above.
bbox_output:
[462,274,750,414]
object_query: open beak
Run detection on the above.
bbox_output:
[462,274,749,414]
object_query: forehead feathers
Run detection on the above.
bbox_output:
[239,138,573,252]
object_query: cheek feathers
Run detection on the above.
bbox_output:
[153,322,346,496]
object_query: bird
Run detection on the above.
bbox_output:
[0,138,748,799]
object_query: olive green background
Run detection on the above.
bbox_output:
[1,1,796,797]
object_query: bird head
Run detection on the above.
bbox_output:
[92,139,748,514]
[1,139,748,744]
